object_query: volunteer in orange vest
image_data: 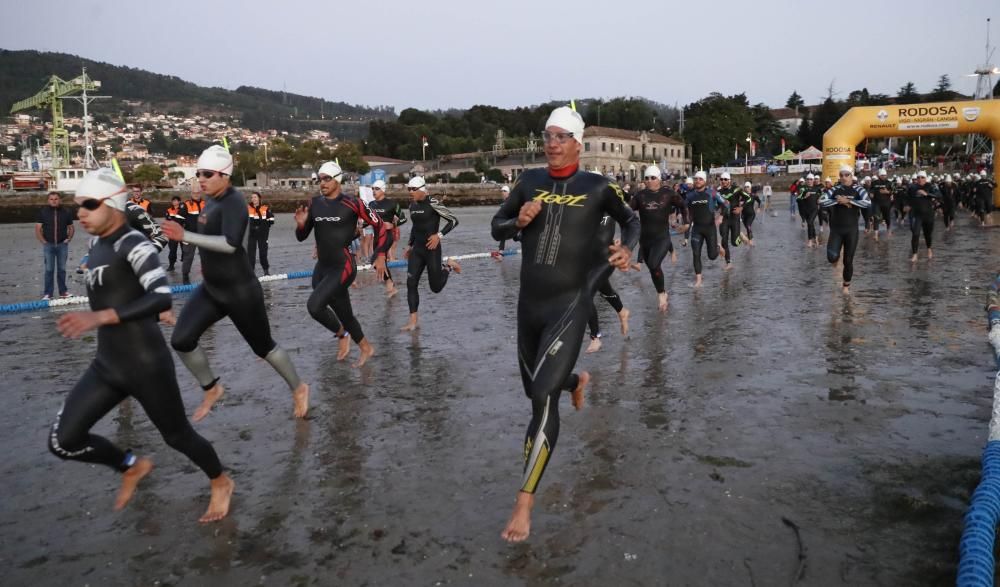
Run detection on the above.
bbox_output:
[247,192,274,275]
[180,180,206,284]
[164,195,185,271]
[130,185,152,215]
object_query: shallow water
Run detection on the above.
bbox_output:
[1,195,998,586]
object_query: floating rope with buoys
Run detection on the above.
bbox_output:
[956,277,1000,586]
[0,249,520,315]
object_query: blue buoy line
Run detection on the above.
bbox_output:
[0,249,520,315]
[956,276,1000,587]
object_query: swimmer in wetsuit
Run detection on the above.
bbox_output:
[716,172,751,268]
[585,209,631,354]
[365,178,407,297]
[162,145,309,421]
[295,161,390,367]
[796,174,823,248]
[740,180,761,245]
[870,169,894,241]
[819,166,870,295]
[905,170,941,263]
[491,106,638,542]
[401,176,461,332]
[630,164,683,312]
[684,171,727,287]
[49,168,233,523]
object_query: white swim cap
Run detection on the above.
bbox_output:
[743,181,752,188]
[407,176,427,190]
[694,171,707,180]
[684,177,694,185]
[720,172,731,180]
[878,168,887,176]
[916,170,927,178]
[317,161,343,182]
[197,144,234,176]
[805,173,815,180]
[544,106,585,145]
[643,165,661,179]
[501,185,510,193]
[75,168,129,211]
[372,179,386,190]
[839,165,853,175]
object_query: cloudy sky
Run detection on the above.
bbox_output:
[4,0,996,111]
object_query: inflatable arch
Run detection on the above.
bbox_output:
[822,100,1000,206]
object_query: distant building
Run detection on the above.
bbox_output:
[581,126,690,179]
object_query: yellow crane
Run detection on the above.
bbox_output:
[10,70,101,167]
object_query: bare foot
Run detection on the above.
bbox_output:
[401,314,419,332]
[618,308,630,337]
[571,371,590,411]
[585,337,602,354]
[694,275,703,288]
[658,293,668,313]
[671,251,678,264]
[199,473,235,523]
[842,284,851,295]
[354,339,375,368]
[501,492,534,543]
[724,263,733,271]
[910,254,918,263]
[292,382,310,418]
[337,335,351,361]
[386,286,398,298]
[114,457,153,510]
[927,249,933,259]
[193,383,224,422]
[447,259,462,274]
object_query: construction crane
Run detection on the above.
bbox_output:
[10,71,102,168]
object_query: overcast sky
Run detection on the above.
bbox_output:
[4,0,996,112]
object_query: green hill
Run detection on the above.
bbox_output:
[0,49,394,139]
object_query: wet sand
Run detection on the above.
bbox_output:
[1,196,997,586]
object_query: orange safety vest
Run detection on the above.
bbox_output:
[184,200,205,215]
[136,198,150,211]
[165,205,184,220]
[247,204,270,219]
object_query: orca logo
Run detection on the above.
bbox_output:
[963,107,981,122]
[315,216,342,222]
[876,110,888,122]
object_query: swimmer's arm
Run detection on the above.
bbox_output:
[394,204,407,227]
[180,232,237,254]
[358,200,390,257]
[604,185,639,252]
[431,199,458,236]
[115,236,172,322]
[491,184,524,240]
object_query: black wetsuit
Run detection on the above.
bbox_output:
[49,224,222,479]
[870,178,894,231]
[296,193,389,343]
[859,187,874,231]
[741,190,761,240]
[894,185,909,222]
[906,182,940,255]
[367,196,407,284]
[685,188,727,275]
[171,186,301,393]
[975,178,996,222]
[796,185,822,241]
[406,196,458,313]
[126,201,168,252]
[491,166,639,494]
[718,187,750,264]
[939,182,957,228]
[587,215,625,340]
[630,187,681,293]
[820,183,870,285]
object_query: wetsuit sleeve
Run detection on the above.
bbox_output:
[267,207,275,224]
[491,182,526,241]
[354,199,390,257]
[602,183,639,251]
[182,198,242,254]
[394,203,407,227]
[430,200,458,236]
[819,190,835,208]
[854,187,871,208]
[295,201,314,242]
[128,204,168,252]
[114,233,172,321]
